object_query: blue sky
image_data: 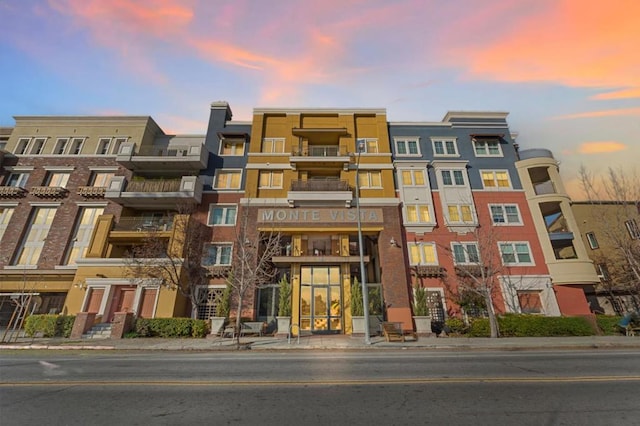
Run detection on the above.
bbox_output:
[1,0,638,197]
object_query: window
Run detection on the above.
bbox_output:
[400,170,425,186]
[91,172,115,187]
[96,138,111,155]
[208,205,237,226]
[358,171,382,188]
[448,205,473,223]
[441,170,465,186]
[395,138,419,155]
[5,173,30,187]
[259,171,283,188]
[65,207,104,265]
[596,263,611,281]
[29,138,47,155]
[586,232,599,249]
[46,172,70,188]
[481,170,511,189]
[0,207,14,242]
[408,242,437,265]
[53,138,68,155]
[220,139,245,156]
[112,137,127,155]
[452,242,479,264]
[15,138,30,154]
[261,138,285,153]
[473,139,502,157]
[518,291,542,314]
[202,243,232,266]
[406,205,432,223]
[357,138,379,153]
[432,138,458,156]
[69,138,85,155]
[196,286,228,320]
[489,204,522,225]
[625,219,640,239]
[14,207,57,265]
[499,242,533,265]
[214,170,241,189]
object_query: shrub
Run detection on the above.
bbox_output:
[277,276,291,317]
[463,314,595,337]
[596,315,624,335]
[350,277,364,316]
[444,317,468,335]
[412,285,429,317]
[24,315,76,338]
[133,317,208,338]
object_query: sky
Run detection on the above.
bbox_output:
[0,0,638,198]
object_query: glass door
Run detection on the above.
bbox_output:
[300,266,342,333]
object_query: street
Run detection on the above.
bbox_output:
[1,349,640,425]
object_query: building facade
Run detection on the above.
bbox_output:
[0,102,597,337]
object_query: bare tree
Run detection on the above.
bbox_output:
[225,204,281,346]
[440,225,504,338]
[579,165,640,310]
[125,204,210,319]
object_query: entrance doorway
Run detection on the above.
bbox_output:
[108,286,136,322]
[300,266,342,333]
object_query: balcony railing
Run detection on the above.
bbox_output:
[112,217,174,232]
[30,186,68,198]
[292,145,348,157]
[0,186,26,198]
[125,179,182,193]
[533,180,556,195]
[290,179,351,192]
[77,186,106,198]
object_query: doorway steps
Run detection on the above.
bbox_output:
[82,323,112,339]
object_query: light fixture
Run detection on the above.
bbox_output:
[390,237,400,247]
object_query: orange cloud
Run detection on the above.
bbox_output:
[577,141,627,154]
[553,107,640,119]
[591,88,640,100]
[449,0,640,98]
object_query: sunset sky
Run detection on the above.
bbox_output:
[1,0,638,198]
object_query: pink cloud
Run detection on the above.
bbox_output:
[447,0,640,98]
[578,141,628,154]
[553,107,640,120]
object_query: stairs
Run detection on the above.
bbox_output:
[82,323,112,339]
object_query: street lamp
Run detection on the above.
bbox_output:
[354,139,371,345]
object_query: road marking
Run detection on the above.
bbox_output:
[3,376,640,387]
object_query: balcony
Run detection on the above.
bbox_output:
[115,141,208,171]
[30,186,68,198]
[112,216,174,232]
[271,253,369,267]
[77,186,106,198]
[105,176,202,208]
[290,145,351,170]
[518,148,555,161]
[287,179,353,207]
[0,186,26,198]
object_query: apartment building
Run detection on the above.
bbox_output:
[390,112,561,329]
[572,201,640,314]
[516,149,600,315]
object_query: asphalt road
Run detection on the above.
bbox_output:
[2,349,640,425]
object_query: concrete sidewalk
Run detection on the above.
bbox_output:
[2,334,640,351]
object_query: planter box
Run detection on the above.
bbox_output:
[210,317,226,336]
[413,316,432,337]
[276,316,291,337]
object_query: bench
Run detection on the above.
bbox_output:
[382,322,405,342]
[240,322,266,337]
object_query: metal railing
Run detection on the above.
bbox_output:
[125,179,182,193]
[291,145,348,157]
[290,179,351,192]
[113,217,174,232]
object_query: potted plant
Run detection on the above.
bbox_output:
[276,276,292,337]
[351,277,366,336]
[412,285,432,336]
[210,283,231,336]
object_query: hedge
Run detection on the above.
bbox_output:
[24,315,76,338]
[595,315,624,335]
[466,314,595,337]
[134,318,209,338]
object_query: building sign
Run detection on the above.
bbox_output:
[258,208,383,224]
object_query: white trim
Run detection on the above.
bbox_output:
[75,202,109,207]
[43,166,75,172]
[28,202,62,207]
[4,166,34,172]
[89,166,119,172]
